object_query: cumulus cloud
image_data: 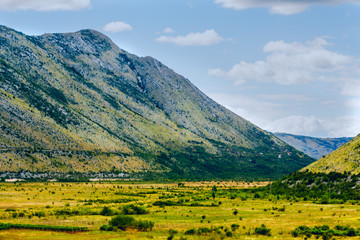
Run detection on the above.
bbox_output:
[209,37,353,85]
[209,92,360,137]
[214,0,360,15]
[155,29,224,46]
[0,0,90,11]
[102,21,132,33]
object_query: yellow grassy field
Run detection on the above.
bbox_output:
[0,181,359,239]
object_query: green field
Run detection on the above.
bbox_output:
[0,181,359,239]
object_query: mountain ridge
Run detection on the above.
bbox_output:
[0,25,314,179]
[273,132,352,159]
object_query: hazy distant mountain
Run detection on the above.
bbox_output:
[303,134,360,173]
[273,133,352,159]
[0,26,314,180]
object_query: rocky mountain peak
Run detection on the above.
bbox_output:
[0,26,315,180]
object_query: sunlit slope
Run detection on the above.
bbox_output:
[0,25,314,179]
[303,134,360,173]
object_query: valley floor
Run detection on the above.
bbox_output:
[0,181,359,239]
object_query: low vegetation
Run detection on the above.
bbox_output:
[0,223,87,232]
[264,171,360,202]
[0,178,359,239]
[292,225,360,238]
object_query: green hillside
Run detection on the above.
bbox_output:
[0,26,314,180]
[303,134,360,173]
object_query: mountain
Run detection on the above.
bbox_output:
[303,134,360,174]
[0,26,314,180]
[273,133,352,159]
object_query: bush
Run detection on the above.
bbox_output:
[255,224,271,236]
[233,209,238,215]
[185,228,196,235]
[99,225,108,231]
[109,215,135,230]
[135,220,154,231]
[108,215,154,231]
[169,229,178,235]
[122,204,149,215]
[99,225,114,231]
[106,225,114,231]
[152,200,178,206]
[197,227,211,234]
[100,206,114,216]
[34,211,45,218]
[231,224,240,231]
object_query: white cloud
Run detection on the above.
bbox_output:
[259,94,315,102]
[0,0,90,11]
[209,92,360,137]
[267,116,324,135]
[155,29,224,46]
[163,27,175,34]
[209,92,284,127]
[340,78,360,97]
[265,115,360,138]
[214,0,360,15]
[102,21,132,33]
[209,37,353,85]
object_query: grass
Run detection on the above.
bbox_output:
[0,181,359,239]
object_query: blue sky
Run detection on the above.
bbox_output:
[0,0,359,137]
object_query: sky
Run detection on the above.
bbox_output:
[0,0,359,138]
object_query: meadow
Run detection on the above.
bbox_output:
[0,180,359,240]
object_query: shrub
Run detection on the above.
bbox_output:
[135,220,154,231]
[109,215,135,230]
[99,225,108,231]
[153,200,178,206]
[106,225,114,231]
[122,204,149,215]
[231,224,240,231]
[34,211,45,218]
[197,227,211,234]
[99,225,115,231]
[169,229,178,235]
[100,206,114,216]
[255,224,271,236]
[108,215,154,231]
[5,208,16,212]
[185,228,196,235]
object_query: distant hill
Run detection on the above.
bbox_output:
[303,134,360,173]
[0,25,314,180]
[273,133,352,159]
